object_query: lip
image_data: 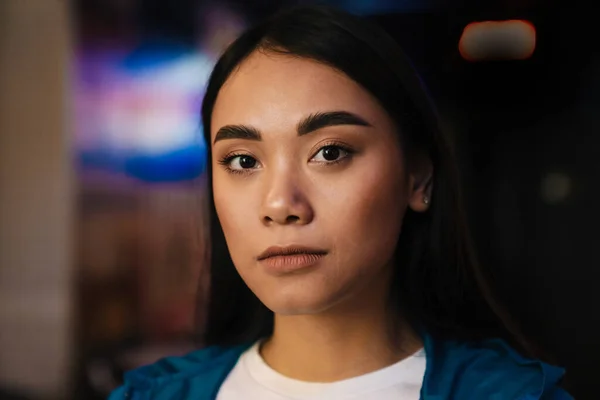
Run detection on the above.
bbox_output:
[257,245,328,274]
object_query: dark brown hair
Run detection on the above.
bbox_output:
[199,4,533,357]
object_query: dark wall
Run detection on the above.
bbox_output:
[376,4,600,398]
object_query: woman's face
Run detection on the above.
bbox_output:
[211,51,429,315]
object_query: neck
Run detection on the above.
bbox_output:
[260,273,422,382]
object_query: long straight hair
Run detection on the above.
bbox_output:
[199,5,533,356]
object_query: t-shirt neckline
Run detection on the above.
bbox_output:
[242,341,426,399]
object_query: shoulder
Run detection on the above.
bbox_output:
[108,344,250,400]
[423,334,572,399]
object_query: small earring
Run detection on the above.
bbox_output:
[423,196,430,205]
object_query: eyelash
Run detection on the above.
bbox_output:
[217,151,256,176]
[311,140,354,166]
[217,140,355,176]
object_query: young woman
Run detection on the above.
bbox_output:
[110,5,571,399]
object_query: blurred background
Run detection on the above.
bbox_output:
[0,0,598,398]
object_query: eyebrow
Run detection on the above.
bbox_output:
[213,111,372,144]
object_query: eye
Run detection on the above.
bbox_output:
[230,155,258,170]
[218,153,260,174]
[311,145,351,163]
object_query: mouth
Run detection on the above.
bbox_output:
[257,245,328,274]
[257,245,328,261]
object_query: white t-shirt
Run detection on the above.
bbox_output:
[216,342,426,400]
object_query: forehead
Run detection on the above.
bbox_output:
[211,50,389,137]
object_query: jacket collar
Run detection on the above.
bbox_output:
[420,333,566,399]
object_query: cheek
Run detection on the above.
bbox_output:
[213,180,255,258]
[325,153,408,264]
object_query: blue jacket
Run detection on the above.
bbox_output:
[108,333,572,399]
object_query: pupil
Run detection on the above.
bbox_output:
[239,156,256,168]
[323,146,340,161]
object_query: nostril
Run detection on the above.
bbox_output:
[286,215,300,224]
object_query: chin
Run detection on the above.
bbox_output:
[269,304,330,316]
[244,270,357,316]
[260,287,347,316]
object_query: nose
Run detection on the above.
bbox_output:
[260,169,314,226]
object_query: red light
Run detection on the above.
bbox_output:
[459,20,536,61]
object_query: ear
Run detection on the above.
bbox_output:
[407,159,433,213]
